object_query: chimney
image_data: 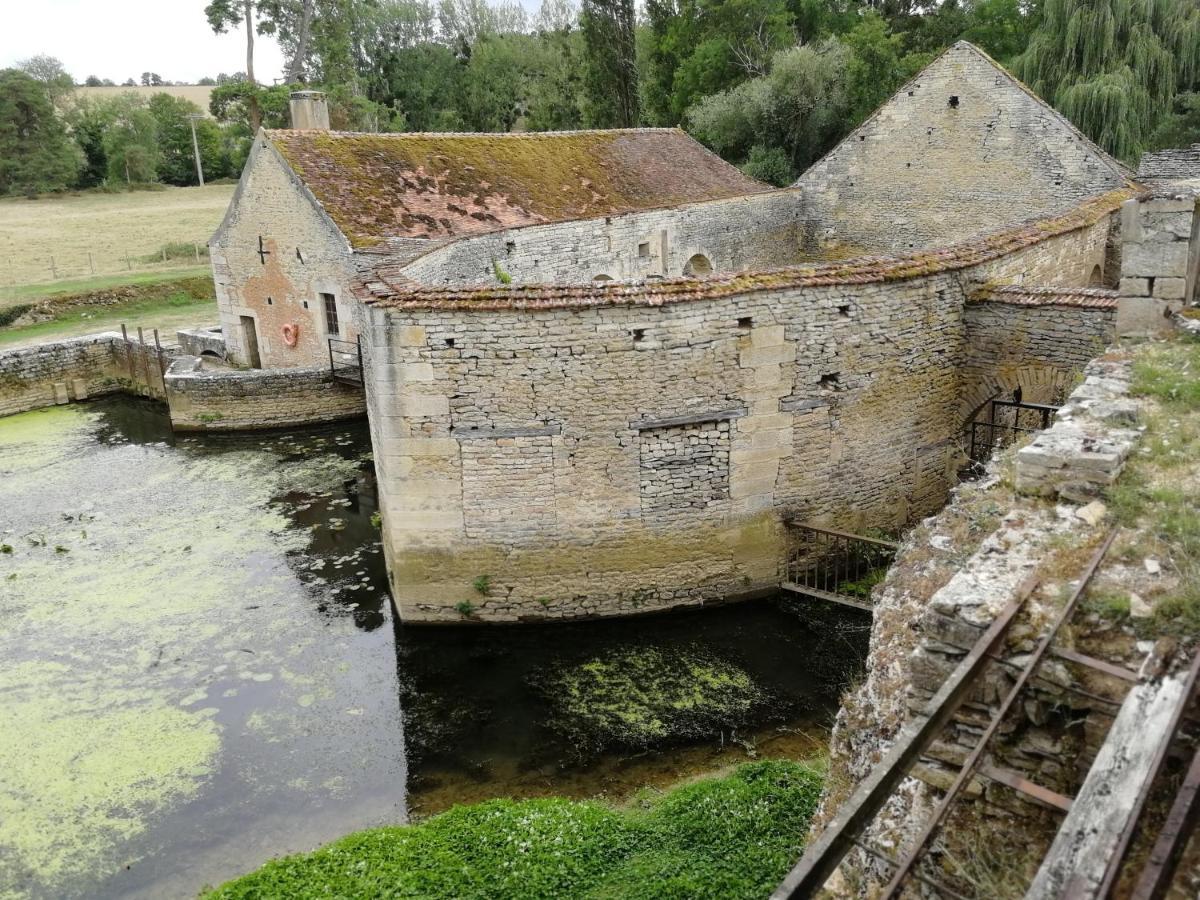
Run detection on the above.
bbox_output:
[289,90,330,130]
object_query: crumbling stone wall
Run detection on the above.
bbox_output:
[164,358,365,431]
[210,140,359,369]
[796,42,1127,256]
[398,191,812,286]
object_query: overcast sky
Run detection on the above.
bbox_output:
[2,0,287,84]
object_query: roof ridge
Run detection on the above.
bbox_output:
[265,127,687,140]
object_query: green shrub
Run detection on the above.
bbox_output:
[204,760,824,900]
[0,304,34,328]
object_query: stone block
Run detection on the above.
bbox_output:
[1152,277,1187,300]
[70,378,88,400]
[748,325,787,348]
[399,393,450,417]
[1121,241,1189,278]
[389,438,460,458]
[1118,277,1148,297]
[1119,199,1143,243]
[397,325,427,347]
[1116,296,1178,336]
[52,382,69,405]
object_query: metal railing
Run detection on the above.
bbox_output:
[783,523,899,611]
[328,336,363,386]
[968,397,1059,465]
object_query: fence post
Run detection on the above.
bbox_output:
[125,252,132,271]
[88,251,95,275]
[194,243,201,264]
[50,256,57,280]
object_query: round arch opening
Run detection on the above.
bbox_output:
[683,254,713,276]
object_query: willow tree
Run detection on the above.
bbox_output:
[1015,0,1200,161]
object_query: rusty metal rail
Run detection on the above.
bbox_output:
[775,529,1137,900]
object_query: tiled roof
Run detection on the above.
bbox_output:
[970,285,1118,309]
[355,187,1136,310]
[268,128,769,248]
[1137,144,1200,182]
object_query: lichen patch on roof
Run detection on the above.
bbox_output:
[268,128,769,248]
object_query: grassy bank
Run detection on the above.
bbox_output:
[0,273,217,348]
[204,760,823,899]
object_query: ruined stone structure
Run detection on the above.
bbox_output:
[184,42,1197,623]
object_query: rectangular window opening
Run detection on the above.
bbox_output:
[637,242,650,258]
[321,292,339,336]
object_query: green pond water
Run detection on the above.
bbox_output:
[0,398,868,899]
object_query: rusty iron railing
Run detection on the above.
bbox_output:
[968,397,1059,465]
[328,336,363,386]
[783,523,899,611]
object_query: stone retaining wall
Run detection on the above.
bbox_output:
[0,334,168,417]
[164,358,366,431]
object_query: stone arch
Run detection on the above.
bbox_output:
[959,365,1076,435]
[683,253,713,276]
[592,273,614,282]
[1088,264,1103,286]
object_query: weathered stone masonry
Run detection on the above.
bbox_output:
[357,197,1126,624]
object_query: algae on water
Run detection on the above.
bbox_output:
[531,645,773,753]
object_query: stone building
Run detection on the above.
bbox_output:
[201,41,1198,624]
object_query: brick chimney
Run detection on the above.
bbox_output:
[289,90,330,130]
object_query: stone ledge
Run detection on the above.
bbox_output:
[629,407,747,430]
[452,424,561,440]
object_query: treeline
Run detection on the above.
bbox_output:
[2,0,1199,197]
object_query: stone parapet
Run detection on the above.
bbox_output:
[164,358,366,431]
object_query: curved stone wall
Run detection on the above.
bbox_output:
[356,192,1127,623]
[396,190,815,287]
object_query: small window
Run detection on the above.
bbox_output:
[683,254,713,276]
[302,300,309,309]
[445,337,456,348]
[632,328,646,343]
[266,296,273,305]
[638,242,650,258]
[737,316,753,330]
[321,292,339,336]
[948,95,959,108]
[593,273,614,282]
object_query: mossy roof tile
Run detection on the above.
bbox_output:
[267,128,769,248]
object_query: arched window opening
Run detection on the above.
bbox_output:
[593,273,614,282]
[1088,264,1103,286]
[684,254,713,276]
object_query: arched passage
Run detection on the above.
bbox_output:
[683,254,713,276]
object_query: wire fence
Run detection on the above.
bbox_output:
[3,244,211,289]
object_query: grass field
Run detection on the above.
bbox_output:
[0,185,234,291]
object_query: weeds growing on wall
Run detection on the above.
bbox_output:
[203,759,824,900]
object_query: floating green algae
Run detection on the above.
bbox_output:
[0,400,404,898]
[530,646,773,752]
[0,662,220,900]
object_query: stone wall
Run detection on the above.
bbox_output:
[1116,191,1200,334]
[358,202,1122,623]
[397,190,813,286]
[795,42,1127,256]
[0,334,169,417]
[961,287,1117,421]
[210,139,360,369]
[164,358,366,431]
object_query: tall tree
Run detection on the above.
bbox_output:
[580,0,638,126]
[17,55,75,108]
[205,0,262,130]
[0,69,81,194]
[1015,0,1200,160]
